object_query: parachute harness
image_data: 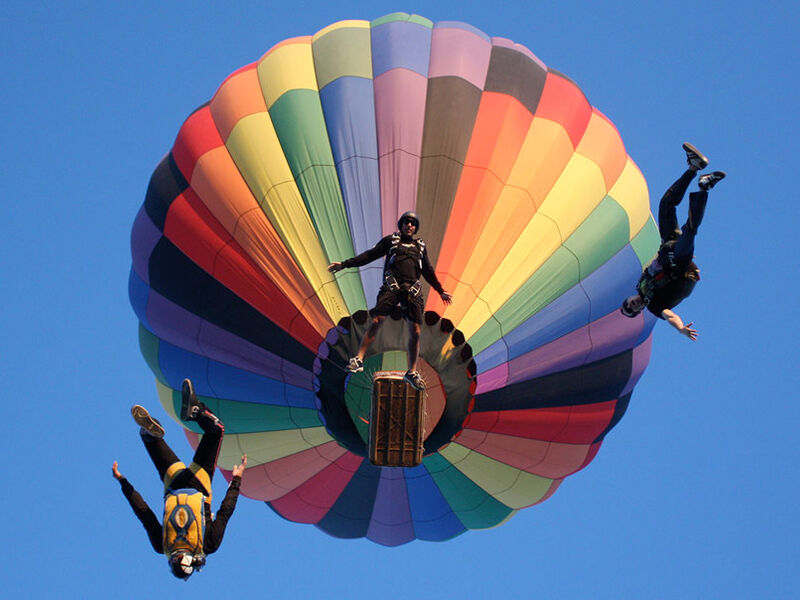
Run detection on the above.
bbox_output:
[636,242,689,305]
[384,232,425,293]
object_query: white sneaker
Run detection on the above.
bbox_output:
[131,405,165,438]
[699,171,726,191]
[403,370,424,390]
[683,142,709,170]
[346,356,364,373]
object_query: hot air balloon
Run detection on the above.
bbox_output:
[129,12,660,546]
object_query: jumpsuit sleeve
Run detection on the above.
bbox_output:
[420,247,445,294]
[342,236,390,269]
[204,476,242,554]
[118,477,163,553]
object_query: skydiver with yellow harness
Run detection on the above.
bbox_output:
[328,212,453,390]
[112,379,246,580]
[620,143,726,339]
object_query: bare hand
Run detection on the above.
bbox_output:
[440,291,453,305]
[662,309,697,341]
[328,262,343,273]
[112,461,123,480]
[232,454,247,478]
[680,322,698,341]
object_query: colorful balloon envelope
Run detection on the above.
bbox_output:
[129,13,661,546]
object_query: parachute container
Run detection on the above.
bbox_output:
[129,13,660,546]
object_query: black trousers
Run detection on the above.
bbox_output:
[141,408,224,492]
[657,169,708,264]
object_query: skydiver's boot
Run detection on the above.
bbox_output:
[181,378,202,421]
[698,171,726,191]
[131,405,165,439]
[403,370,425,391]
[181,378,224,432]
[682,142,709,171]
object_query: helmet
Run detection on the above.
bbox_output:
[168,551,206,580]
[620,295,643,318]
[620,299,637,318]
[397,211,420,232]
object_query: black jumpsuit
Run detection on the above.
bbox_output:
[341,233,445,324]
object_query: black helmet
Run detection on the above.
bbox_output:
[620,298,637,318]
[620,295,644,318]
[398,211,420,232]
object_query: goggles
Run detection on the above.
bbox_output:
[170,552,206,577]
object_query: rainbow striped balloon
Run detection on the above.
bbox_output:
[129,13,660,546]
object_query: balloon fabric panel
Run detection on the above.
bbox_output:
[371,18,432,233]
[232,441,348,501]
[170,106,340,330]
[162,186,324,350]
[207,64,262,140]
[437,442,555,509]
[311,21,373,87]
[145,237,315,371]
[432,91,536,303]
[269,452,364,524]
[416,24,492,266]
[454,428,596,479]
[139,324,315,408]
[368,468,415,545]
[422,452,515,530]
[404,464,467,542]
[427,119,574,320]
[314,23,382,298]
[316,459,382,539]
[221,111,347,324]
[259,39,365,314]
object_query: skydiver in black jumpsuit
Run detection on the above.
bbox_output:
[328,212,452,389]
[621,143,726,340]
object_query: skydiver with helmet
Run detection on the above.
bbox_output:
[111,379,247,580]
[620,142,726,340]
[328,211,453,390]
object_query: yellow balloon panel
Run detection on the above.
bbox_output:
[258,38,319,107]
[439,444,554,509]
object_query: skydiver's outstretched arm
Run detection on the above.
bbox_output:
[112,461,164,553]
[328,236,392,273]
[661,309,698,341]
[205,455,246,553]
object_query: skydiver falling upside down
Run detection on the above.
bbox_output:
[111,379,247,580]
[620,142,726,340]
[328,212,453,390]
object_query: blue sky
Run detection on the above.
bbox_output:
[3,1,798,597]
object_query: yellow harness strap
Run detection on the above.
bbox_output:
[163,461,213,504]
